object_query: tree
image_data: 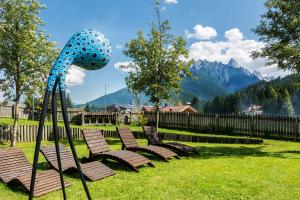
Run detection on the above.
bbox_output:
[66,93,74,108]
[279,89,294,115]
[252,0,300,71]
[128,87,142,111]
[0,0,58,146]
[84,103,90,112]
[263,86,278,115]
[24,93,42,120]
[121,0,193,129]
[191,96,200,111]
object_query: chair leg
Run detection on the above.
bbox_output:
[60,90,92,200]
[52,90,66,200]
[29,90,51,200]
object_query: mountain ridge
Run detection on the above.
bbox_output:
[77,59,263,108]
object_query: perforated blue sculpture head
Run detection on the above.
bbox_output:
[46,29,111,91]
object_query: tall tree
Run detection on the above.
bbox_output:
[24,93,42,120]
[263,86,278,115]
[279,89,295,115]
[252,0,300,71]
[191,96,200,111]
[121,0,193,129]
[0,0,58,146]
[66,93,74,108]
[84,103,90,112]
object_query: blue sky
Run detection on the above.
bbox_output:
[38,0,274,104]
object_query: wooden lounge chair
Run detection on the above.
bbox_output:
[40,144,115,181]
[0,148,71,197]
[81,129,154,172]
[117,127,179,161]
[143,126,197,156]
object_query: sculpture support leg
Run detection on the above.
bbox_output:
[52,90,67,200]
[59,90,92,200]
[29,90,51,200]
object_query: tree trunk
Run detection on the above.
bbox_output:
[155,105,159,131]
[12,66,20,147]
[11,101,19,147]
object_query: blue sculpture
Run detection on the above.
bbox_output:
[30,29,111,200]
[47,29,111,91]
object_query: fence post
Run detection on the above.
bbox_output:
[187,112,190,130]
[294,117,299,141]
[81,112,85,125]
[214,114,218,133]
[250,115,255,136]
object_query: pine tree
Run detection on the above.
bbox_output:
[280,89,294,116]
[191,96,200,111]
[66,93,74,108]
[264,86,278,115]
[84,103,90,112]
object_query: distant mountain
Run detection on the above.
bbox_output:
[79,88,149,108]
[78,59,263,108]
[181,59,261,101]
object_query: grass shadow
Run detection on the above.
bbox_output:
[6,182,28,196]
[190,146,290,160]
[276,150,300,154]
[134,152,166,162]
[100,159,136,172]
[37,161,51,171]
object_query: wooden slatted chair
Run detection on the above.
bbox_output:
[0,148,71,197]
[143,126,197,156]
[81,129,154,172]
[117,127,179,161]
[40,144,115,181]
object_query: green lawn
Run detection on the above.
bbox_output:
[0,138,299,200]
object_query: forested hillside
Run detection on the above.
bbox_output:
[203,74,299,116]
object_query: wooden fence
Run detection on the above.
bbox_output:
[0,124,262,144]
[0,104,83,122]
[81,112,118,125]
[0,104,28,119]
[144,112,300,140]
[54,108,83,122]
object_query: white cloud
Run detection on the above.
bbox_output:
[161,6,167,11]
[188,27,287,77]
[165,0,178,4]
[66,65,86,87]
[224,28,244,41]
[114,61,139,73]
[115,44,123,50]
[185,24,217,40]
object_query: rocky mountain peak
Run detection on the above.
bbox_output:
[227,58,239,68]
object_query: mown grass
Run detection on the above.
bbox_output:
[0,138,299,200]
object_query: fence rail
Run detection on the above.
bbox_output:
[0,104,29,119]
[0,124,262,144]
[0,104,83,122]
[81,112,118,125]
[144,112,300,140]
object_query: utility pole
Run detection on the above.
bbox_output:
[104,84,109,113]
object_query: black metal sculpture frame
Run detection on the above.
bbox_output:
[29,79,92,200]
